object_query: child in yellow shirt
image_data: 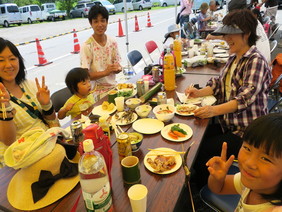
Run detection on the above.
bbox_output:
[58,68,95,119]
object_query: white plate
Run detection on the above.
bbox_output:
[92,105,116,116]
[201,95,217,106]
[215,53,229,58]
[117,88,137,99]
[175,104,199,116]
[161,123,193,142]
[132,118,164,134]
[213,48,227,54]
[181,51,188,56]
[144,147,182,174]
[112,112,138,126]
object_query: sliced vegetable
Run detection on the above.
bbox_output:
[172,130,186,137]
[171,124,187,135]
[168,131,178,140]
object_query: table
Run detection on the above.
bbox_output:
[0,74,213,212]
[184,63,223,76]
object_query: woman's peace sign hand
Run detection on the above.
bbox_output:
[35,76,51,106]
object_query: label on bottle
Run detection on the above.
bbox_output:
[82,181,112,212]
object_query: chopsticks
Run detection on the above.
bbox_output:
[0,90,6,120]
[111,119,124,137]
[147,148,185,155]
[186,83,194,100]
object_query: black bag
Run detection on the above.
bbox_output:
[176,7,186,25]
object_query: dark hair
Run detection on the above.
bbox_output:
[223,9,258,46]
[0,37,26,85]
[243,113,282,205]
[65,68,90,94]
[88,5,109,23]
[252,8,263,24]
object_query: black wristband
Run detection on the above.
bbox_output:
[42,105,54,116]
[0,116,13,121]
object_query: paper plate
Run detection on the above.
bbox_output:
[132,118,164,134]
[92,105,116,116]
[161,123,193,142]
[215,53,229,58]
[175,104,199,116]
[144,147,182,174]
[112,112,138,126]
[213,48,227,54]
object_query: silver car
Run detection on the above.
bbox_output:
[70,1,94,18]
[132,0,152,10]
[93,0,116,14]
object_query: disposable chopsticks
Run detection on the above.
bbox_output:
[0,90,6,120]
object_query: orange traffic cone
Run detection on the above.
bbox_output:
[146,12,153,27]
[71,29,80,54]
[117,19,125,37]
[35,38,52,66]
[134,15,141,32]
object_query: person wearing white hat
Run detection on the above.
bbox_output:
[163,24,181,49]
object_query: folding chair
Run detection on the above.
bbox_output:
[50,87,72,112]
[200,165,240,212]
[268,74,282,113]
[144,40,161,63]
[127,50,147,75]
[270,39,278,53]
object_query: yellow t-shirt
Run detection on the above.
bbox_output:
[63,94,95,119]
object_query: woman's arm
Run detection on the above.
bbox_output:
[194,99,238,119]
[0,83,17,145]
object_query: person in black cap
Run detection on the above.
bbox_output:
[185,9,271,189]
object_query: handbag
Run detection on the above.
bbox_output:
[176,6,186,24]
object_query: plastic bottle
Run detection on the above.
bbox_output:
[163,48,175,91]
[173,35,182,68]
[79,139,113,212]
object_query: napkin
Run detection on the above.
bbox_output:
[176,92,217,106]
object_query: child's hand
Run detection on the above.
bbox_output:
[65,103,74,112]
[206,142,235,181]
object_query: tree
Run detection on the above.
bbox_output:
[57,0,76,16]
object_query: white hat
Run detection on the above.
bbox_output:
[164,24,180,38]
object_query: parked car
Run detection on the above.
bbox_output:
[0,3,22,27]
[41,3,67,21]
[159,0,180,7]
[93,0,116,14]
[113,0,134,12]
[132,0,152,10]
[70,1,94,18]
[19,4,43,24]
[192,0,224,11]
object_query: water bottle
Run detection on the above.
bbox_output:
[79,139,113,212]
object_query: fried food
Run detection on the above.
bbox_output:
[117,83,134,90]
[147,155,176,173]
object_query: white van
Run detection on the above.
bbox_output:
[19,4,43,24]
[113,0,133,12]
[0,3,22,27]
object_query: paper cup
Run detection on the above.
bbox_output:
[121,156,141,185]
[128,184,148,212]
[189,39,194,47]
[115,96,125,112]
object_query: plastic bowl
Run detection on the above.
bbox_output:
[135,105,152,118]
[153,104,175,122]
[125,98,141,109]
[128,132,143,152]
